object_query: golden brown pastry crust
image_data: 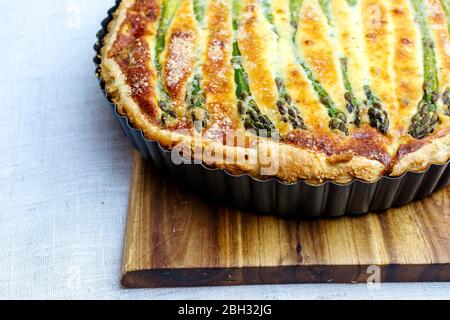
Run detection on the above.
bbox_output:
[99,0,450,184]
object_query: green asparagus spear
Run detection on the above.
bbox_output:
[261,0,274,24]
[441,0,450,113]
[232,42,250,98]
[290,0,304,40]
[439,0,450,35]
[318,0,332,25]
[275,78,307,130]
[186,74,204,108]
[231,1,276,134]
[257,1,305,129]
[346,0,358,6]
[155,0,181,71]
[411,0,439,92]
[232,43,276,132]
[289,0,348,134]
[318,1,362,127]
[408,88,440,139]
[440,0,450,114]
[155,0,181,124]
[300,61,349,134]
[409,0,440,139]
[341,58,360,126]
[364,86,389,134]
[193,0,206,24]
[185,73,209,131]
[184,0,209,130]
[232,0,242,31]
[442,89,450,116]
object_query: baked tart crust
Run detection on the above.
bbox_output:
[100,0,450,184]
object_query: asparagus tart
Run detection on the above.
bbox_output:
[99,0,450,184]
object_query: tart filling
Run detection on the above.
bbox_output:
[100,0,450,184]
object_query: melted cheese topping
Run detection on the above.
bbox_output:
[390,0,423,136]
[107,0,162,123]
[162,0,199,116]
[202,0,240,130]
[361,0,398,126]
[330,0,368,103]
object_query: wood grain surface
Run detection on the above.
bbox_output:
[121,152,450,288]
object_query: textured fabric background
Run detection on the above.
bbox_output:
[0,0,449,300]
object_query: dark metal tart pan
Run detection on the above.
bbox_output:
[94,0,450,218]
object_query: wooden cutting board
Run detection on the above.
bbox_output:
[121,152,450,288]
